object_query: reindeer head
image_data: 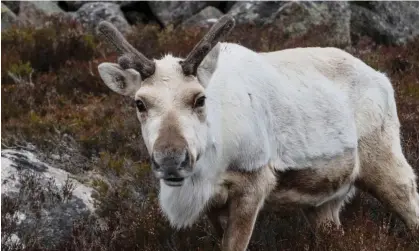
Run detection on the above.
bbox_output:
[97,16,235,187]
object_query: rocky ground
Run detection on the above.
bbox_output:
[2,1,419,46]
[2,148,94,249]
[1,1,419,251]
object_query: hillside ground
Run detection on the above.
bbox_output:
[1,17,419,251]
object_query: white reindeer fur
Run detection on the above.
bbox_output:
[158,43,359,228]
[99,43,419,230]
[261,47,397,139]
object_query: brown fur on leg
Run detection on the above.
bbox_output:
[218,165,276,251]
[305,188,355,230]
[221,196,263,251]
[357,126,419,229]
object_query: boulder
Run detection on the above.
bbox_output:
[1,149,94,248]
[75,2,131,34]
[273,1,351,46]
[182,6,223,28]
[2,1,20,14]
[19,1,64,16]
[61,1,132,11]
[120,1,160,25]
[148,1,208,26]
[18,1,67,27]
[60,1,87,11]
[228,1,286,25]
[222,1,237,12]
[228,1,351,46]
[1,3,19,31]
[350,1,419,45]
[125,10,148,25]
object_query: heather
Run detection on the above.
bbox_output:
[1,16,419,251]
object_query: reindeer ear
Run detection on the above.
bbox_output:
[197,43,221,88]
[98,62,141,97]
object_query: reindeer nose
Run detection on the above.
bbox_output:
[151,149,191,186]
[151,149,191,173]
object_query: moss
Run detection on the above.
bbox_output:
[82,34,96,49]
[405,83,419,98]
[1,27,35,44]
[98,151,127,176]
[133,162,151,180]
[91,178,109,195]
[8,61,33,76]
[147,191,157,201]
[29,110,42,124]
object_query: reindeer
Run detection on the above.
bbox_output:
[96,15,419,251]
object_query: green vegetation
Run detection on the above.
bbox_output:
[1,16,418,251]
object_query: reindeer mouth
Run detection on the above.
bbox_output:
[163,177,185,187]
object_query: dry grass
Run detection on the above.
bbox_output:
[1,17,418,251]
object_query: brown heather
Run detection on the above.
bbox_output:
[1,17,418,251]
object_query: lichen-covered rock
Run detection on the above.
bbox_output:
[75,2,131,34]
[273,1,351,46]
[1,149,94,248]
[351,1,419,45]
[1,3,19,31]
[228,1,351,46]
[148,1,208,26]
[182,6,223,28]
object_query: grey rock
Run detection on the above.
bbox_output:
[61,1,87,11]
[1,3,19,31]
[125,10,148,25]
[228,1,351,46]
[119,1,159,25]
[61,1,131,11]
[273,1,351,46]
[182,6,223,28]
[228,1,286,25]
[148,1,208,26]
[2,1,20,14]
[75,2,131,34]
[21,1,63,15]
[18,1,67,27]
[221,1,237,12]
[118,1,138,9]
[350,2,419,45]
[1,149,94,248]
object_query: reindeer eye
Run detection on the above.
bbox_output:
[194,96,206,108]
[136,100,147,112]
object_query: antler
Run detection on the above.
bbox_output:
[180,15,235,76]
[97,21,156,79]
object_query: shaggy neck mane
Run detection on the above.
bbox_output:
[158,129,222,229]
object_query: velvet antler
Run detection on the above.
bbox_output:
[180,15,235,76]
[97,21,156,79]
